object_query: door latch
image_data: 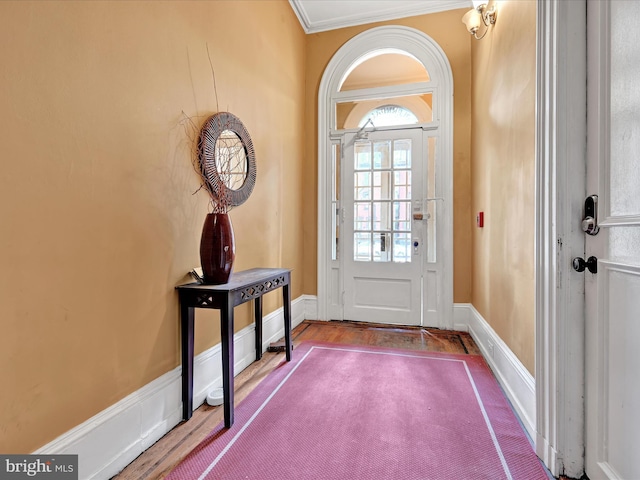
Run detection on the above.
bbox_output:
[572,256,598,274]
[582,195,599,236]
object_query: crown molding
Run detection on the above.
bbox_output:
[289,0,471,34]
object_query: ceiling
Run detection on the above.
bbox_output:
[289,0,472,34]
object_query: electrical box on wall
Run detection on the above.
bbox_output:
[477,212,484,228]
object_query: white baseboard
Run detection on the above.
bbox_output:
[302,294,318,321]
[33,295,308,480]
[452,303,471,332]
[536,431,560,476]
[453,303,536,441]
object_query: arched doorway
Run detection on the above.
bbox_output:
[317,26,454,328]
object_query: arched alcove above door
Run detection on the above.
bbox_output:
[317,26,454,328]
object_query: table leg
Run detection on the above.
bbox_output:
[254,296,263,361]
[220,295,235,428]
[181,301,195,421]
[283,283,292,362]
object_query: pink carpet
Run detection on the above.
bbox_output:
[167,342,549,479]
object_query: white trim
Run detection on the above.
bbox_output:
[302,294,319,320]
[288,0,471,34]
[452,303,471,332]
[600,215,640,227]
[453,304,536,442]
[535,0,586,477]
[333,81,434,102]
[32,296,308,480]
[317,25,454,329]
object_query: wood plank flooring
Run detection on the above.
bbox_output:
[112,320,481,480]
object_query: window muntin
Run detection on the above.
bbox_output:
[353,139,412,263]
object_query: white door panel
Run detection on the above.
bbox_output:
[352,277,413,310]
[585,1,640,478]
[342,128,424,325]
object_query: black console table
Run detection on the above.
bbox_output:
[176,268,292,428]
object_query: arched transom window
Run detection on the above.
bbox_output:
[358,105,419,127]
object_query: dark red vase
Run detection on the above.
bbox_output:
[200,213,235,284]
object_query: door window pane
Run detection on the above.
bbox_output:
[331,143,340,261]
[374,141,391,169]
[353,138,412,263]
[393,170,411,200]
[373,233,391,262]
[393,201,411,231]
[427,137,437,263]
[373,171,391,200]
[372,202,391,231]
[355,142,371,170]
[354,232,371,261]
[610,227,640,266]
[393,140,412,168]
[393,233,411,263]
[354,202,371,231]
[610,3,640,216]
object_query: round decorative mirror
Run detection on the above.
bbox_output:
[198,112,256,208]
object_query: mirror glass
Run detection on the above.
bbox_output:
[215,130,248,191]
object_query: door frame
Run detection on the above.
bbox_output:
[535,1,587,477]
[316,25,454,329]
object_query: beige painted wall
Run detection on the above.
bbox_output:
[0,0,306,453]
[470,0,537,374]
[303,9,473,303]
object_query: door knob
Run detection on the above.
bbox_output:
[572,256,598,274]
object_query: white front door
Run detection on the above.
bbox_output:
[342,128,426,325]
[585,2,640,478]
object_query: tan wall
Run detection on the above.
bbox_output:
[470,0,537,374]
[303,9,473,303]
[0,0,306,453]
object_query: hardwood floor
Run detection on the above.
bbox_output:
[112,320,481,480]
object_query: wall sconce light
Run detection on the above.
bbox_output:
[462,1,497,40]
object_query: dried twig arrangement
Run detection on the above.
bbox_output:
[179,46,256,213]
[178,112,220,210]
[197,114,234,214]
